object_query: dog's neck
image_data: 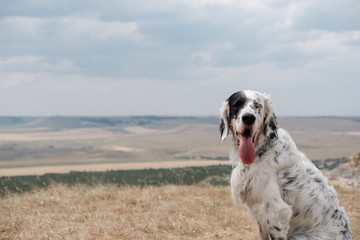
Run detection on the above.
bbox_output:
[254,127,278,157]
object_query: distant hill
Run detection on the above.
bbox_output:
[0,116,359,172]
[278,116,360,132]
[0,116,359,132]
[0,116,218,131]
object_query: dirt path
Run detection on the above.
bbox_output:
[0,160,230,177]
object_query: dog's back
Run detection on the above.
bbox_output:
[274,129,352,239]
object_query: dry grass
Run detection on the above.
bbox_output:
[0,183,359,240]
[334,184,360,237]
[0,185,257,240]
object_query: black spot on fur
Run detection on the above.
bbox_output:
[274,157,278,164]
[331,209,344,221]
[306,169,315,175]
[310,190,315,197]
[227,91,248,120]
[219,119,225,138]
[269,232,275,240]
[314,178,322,183]
[264,114,278,140]
[268,114,278,131]
[293,211,300,218]
[273,226,281,231]
[332,209,339,219]
[269,132,276,139]
[283,171,290,179]
[285,176,297,186]
[263,118,268,134]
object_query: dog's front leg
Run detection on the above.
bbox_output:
[264,180,292,240]
[251,200,292,240]
[247,177,293,240]
[232,168,293,239]
[266,204,292,240]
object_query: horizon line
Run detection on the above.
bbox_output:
[0,115,359,118]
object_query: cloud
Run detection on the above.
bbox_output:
[0,73,35,89]
[2,16,44,37]
[292,0,360,31]
[0,56,44,65]
[295,30,360,54]
[0,0,359,116]
[0,73,220,115]
[58,17,142,41]
[0,56,76,73]
[2,16,142,42]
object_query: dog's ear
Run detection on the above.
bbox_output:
[265,113,278,139]
[262,93,278,139]
[262,93,273,122]
[219,101,230,142]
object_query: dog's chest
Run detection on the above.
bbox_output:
[233,165,251,204]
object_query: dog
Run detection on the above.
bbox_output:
[219,90,353,240]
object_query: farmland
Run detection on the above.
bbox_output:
[0,116,359,175]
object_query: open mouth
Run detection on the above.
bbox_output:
[242,128,252,138]
[236,128,254,145]
[236,127,256,165]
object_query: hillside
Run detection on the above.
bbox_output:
[0,116,359,174]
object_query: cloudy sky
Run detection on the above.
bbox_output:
[1,0,359,116]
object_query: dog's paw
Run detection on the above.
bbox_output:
[267,207,292,240]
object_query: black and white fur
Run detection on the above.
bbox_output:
[219,90,353,240]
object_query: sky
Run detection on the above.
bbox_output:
[0,0,359,116]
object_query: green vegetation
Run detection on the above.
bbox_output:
[0,165,232,196]
[313,157,348,170]
[0,157,350,196]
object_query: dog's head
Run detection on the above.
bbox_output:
[219,90,278,164]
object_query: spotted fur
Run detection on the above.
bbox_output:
[219,90,353,240]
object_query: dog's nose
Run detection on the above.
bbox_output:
[242,113,256,125]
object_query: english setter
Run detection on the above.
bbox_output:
[219,90,353,240]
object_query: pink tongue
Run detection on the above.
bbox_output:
[239,135,255,164]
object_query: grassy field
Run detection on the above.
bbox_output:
[1,183,359,240]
